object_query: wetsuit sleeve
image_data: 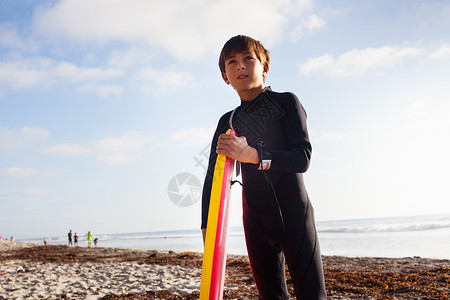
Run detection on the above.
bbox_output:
[201,113,231,229]
[264,93,312,173]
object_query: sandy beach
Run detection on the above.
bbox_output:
[1,240,449,299]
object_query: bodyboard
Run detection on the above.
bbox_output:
[200,129,236,300]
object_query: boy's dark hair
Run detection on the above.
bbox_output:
[219,35,270,73]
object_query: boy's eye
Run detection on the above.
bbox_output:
[227,60,236,65]
[246,56,254,60]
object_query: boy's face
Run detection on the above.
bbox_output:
[221,50,269,101]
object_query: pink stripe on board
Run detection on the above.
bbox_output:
[209,156,232,299]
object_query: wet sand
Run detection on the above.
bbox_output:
[1,241,449,299]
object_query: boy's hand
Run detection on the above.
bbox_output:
[216,134,259,164]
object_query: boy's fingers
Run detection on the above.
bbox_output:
[218,133,235,142]
[218,135,236,146]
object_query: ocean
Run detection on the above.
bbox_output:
[19,214,450,259]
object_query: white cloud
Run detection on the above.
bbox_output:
[413,3,450,29]
[0,56,123,94]
[44,144,90,156]
[289,14,326,41]
[55,61,122,82]
[0,53,197,96]
[0,57,53,89]
[0,167,35,177]
[20,188,50,196]
[319,6,351,18]
[300,46,423,77]
[0,125,49,152]
[107,47,156,69]
[171,127,215,148]
[97,153,141,165]
[92,131,152,165]
[43,131,152,165]
[2,0,323,95]
[31,0,313,61]
[0,167,62,178]
[135,67,193,91]
[76,83,124,97]
[0,23,28,49]
[426,45,450,62]
[92,132,147,154]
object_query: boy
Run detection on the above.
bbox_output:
[201,35,327,299]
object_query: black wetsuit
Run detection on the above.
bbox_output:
[202,87,327,299]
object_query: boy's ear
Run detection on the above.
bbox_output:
[262,63,269,78]
[221,72,230,85]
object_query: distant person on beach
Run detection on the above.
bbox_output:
[94,237,98,247]
[74,233,78,246]
[87,231,93,248]
[43,237,47,245]
[201,35,326,299]
[68,230,73,246]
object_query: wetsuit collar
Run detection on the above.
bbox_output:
[240,86,272,106]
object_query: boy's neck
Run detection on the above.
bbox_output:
[238,85,265,101]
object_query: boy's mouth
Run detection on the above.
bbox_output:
[237,75,248,79]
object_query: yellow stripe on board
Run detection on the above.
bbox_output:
[200,152,227,299]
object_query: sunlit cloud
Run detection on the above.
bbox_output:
[107,47,156,69]
[0,23,28,50]
[0,56,123,94]
[135,67,194,92]
[289,14,326,41]
[0,125,49,152]
[43,131,153,165]
[0,167,62,178]
[55,61,122,82]
[76,83,124,97]
[0,57,53,89]
[171,127,215,148]
[20,188,50,196]
[299,46,423,77]
[425,44,450,62]
[1,0,324,96]
[44,144,90,156]
[31,0,315,60]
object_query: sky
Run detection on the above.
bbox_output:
[1,0,449,239]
